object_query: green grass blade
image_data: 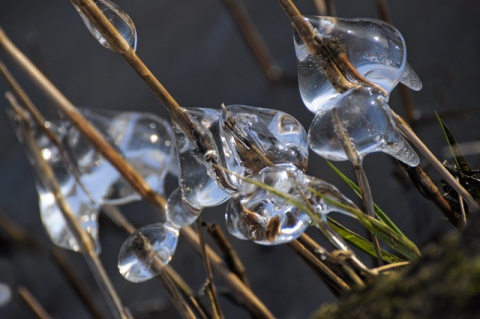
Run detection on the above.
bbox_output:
[313,190,421,262]
[327,217,404,264]
[326,161,405,237]
[435,112,472,175]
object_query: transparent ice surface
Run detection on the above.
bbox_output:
[172,108,231,210]
[165,187,202,229]
[67,108,174,205]
[294,16,421,113]
[308,86,419,166]
[221,105,308,181]
[9,116,101,253]
[226,165,311,245]
[71,0,137,51]
[118,223,178,283]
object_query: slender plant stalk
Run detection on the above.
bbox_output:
[331,109,383,266]
[312,0,327,15]
[180,226,276,319]
[7,98,130,319]
[0,214,108,319]
[374,0,417,124]
[196,218,224,319]
[67,0,234,190]
[393,112,480,211]
[0,28,167,210]
[288,239,351,295]
[221,0,282,81]
[101,205,200,319]
[207,223,250,287]
[401,163,463,227]
[18,286,54,319]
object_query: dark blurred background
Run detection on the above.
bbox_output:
[0,0,479,318]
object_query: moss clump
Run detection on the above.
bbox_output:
[312,227,480,319]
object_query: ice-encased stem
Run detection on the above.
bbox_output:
[8,101,130,319]
[0,28,167,210]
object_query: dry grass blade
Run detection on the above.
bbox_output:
[102,205,199,319]
[207,223,250,287]
[196,218,224,319]
[180,226,276,319]
[331,108,383,266]
[18,286,53,319]
[393,112,480,211]
[0,28,167,210]
[7,97,130,319]
[0,214,107,319]
[288,239,351,296]
[221,0,282,81]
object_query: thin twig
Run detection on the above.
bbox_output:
[0,28,167,210]
[0,214,108,319]
[331,108,383,266]
[18,286,54,319]
[67,0,234,191]
[221,0,282,81]
[102,205,201,319]
[196,218,224,319]
[181,226,276,319]
[393,112,480,211]
[400,162,463,227]
[7,98,130,319]
[288,239,351,295]
[374,0,418,124]
[206,223,250,287]
[276,0,387,96]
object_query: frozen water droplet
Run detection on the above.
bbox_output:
[9,115,101,253]
[0,283,11,308]
[118,223,178,283]
[172,108,232,209]
[308,86,419,166]
[67,108,174,205]
[72,0,137,51]
[226,165,310,245]
[165,187,202,228]
[294,16,417,112]
[399,62,422,91]
[221,105,308,179]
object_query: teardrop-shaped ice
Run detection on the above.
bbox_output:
[118,223,178,283]
[172,108,232,210]
[221,105,308,180]
[308,86,419,166]
[226,165,311,245]
[66,108,174,205]
[71,0,137,51]
[294,16,420,113]
[300,174,356,218]
[165,187,202,229]
[9,115,101,253]
[399,63,422,91]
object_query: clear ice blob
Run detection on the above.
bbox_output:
[118,223,178,283]
[71,0,137,51]
[172,108,232,210]
[66,108,174,205]
[165,187,202,229]
[308,86,419,166]
[226,165,311,245]
[9,115,101,253]
[294,16,422,113]
[221,105,308,180]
